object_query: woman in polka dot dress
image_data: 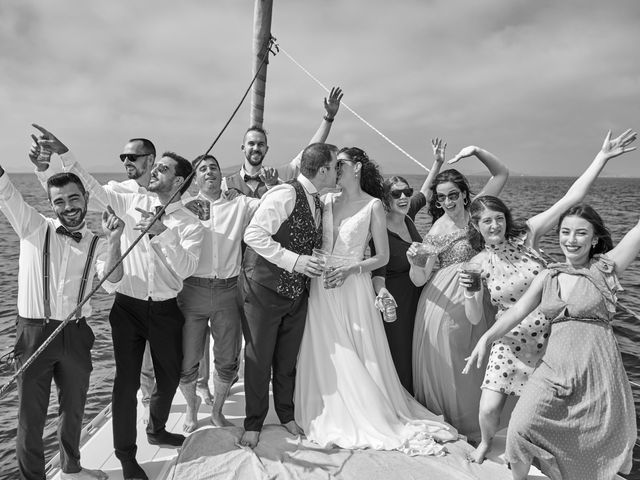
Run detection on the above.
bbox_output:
[459,128,637,464]
[464,202,638,480]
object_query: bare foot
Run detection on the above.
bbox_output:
[183,395,202,433]
[210,410,234,427]
[61,468,109,480]
[142,404,150,425]
[282,420,304,436]
[467,441,490,464]
[239,430,260,448]
[197,385,213,406]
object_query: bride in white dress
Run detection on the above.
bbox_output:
[294,147,457,453]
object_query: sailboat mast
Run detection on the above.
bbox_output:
[249,0,273,129]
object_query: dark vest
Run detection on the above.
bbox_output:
[225,171,268,199]
[243,180,322,299]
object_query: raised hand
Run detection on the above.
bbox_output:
[29,134,50,171]
[134,207,167,236]
[324,86,343,119]
[102,205,125,241]
[261,167,279,187]
[599,129,637,161]
[32,123,69,156]
[431,138,447,164]
[448,145,478,165]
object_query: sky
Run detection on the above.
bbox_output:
[1,0,639,177]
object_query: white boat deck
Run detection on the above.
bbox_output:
[45,377,552,480]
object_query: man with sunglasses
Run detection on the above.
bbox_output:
[222,87,343,199]
[32,125,204,480]
[110,139,158,426]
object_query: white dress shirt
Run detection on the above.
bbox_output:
[0,172,117,320]
[49,153,204,301]
[243,174,318,273]
[188,194,260,279]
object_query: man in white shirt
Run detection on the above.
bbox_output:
[222,87,343,198]
[178,154,260,433]
[33,126,204,480]
[0,162,124,480]
[239,142,338,448]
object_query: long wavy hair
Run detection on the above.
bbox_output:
[557,204,613,258]
[469,196,528,250]
[427,169,473,221]
[338,147,388,210]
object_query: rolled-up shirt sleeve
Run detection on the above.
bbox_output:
[243,183,299,272]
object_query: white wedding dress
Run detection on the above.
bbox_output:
[294,193,457,454]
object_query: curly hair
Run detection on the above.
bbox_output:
[557,204,613,258]
[469,196,528,250]
[338,147,389,210]
[427,169,473,221]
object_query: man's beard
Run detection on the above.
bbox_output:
[245,150,264,167]
[126,159,149,180]
[57,206,87,229]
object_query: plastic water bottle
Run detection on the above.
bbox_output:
[382,297,397,323]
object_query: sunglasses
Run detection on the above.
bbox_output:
[389,188,414,199]
[435,191,461,203]
[151,164,172,175]
[120,153,152,162]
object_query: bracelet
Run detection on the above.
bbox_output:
[463,291,476,299]
[358,265,363,275]
[323,115,334,123]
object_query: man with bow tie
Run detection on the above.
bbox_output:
[0,160,125,480]
[222,87,343,199]
[31,126,203,480]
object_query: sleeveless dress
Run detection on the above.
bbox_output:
[506,256,635,479]
[481,238,549,395]
[294,193,457,453]
[412,226,491,441]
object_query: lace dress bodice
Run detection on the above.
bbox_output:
[424,226,476,269]
[322,193,379,262]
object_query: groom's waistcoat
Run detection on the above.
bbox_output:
[243,180,322,299]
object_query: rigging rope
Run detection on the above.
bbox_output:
[0,37,278,400]
[276,42,430,173]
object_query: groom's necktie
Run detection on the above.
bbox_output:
[312,193,322,229]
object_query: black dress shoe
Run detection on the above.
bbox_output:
[121,458,149,480]
[147,429,186,448]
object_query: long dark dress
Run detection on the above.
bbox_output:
[371,193,426,394]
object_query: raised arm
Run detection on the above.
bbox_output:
[418,138,446,200]
[448,145,509,198]
[462,272,546,373]
[527,129,637,248]
[0,164,46,238]
[607,218,640,276]
[32,124,133,215]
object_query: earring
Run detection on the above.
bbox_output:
[435,202,443,209]
[463,197,468,206]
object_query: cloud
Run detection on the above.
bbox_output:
[1,0,639,176]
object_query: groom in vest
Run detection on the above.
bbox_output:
[240,142,338,448]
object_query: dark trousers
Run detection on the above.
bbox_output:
[14,316,94,480]
[240,272,308,432]
[109,293,184,462]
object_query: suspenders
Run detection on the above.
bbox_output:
[42,225,101,322]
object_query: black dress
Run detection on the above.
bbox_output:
[371,193,426,394]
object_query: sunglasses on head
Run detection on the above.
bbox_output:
[120,153,151,162]
[435,191,461,203]
[389,188,414,199]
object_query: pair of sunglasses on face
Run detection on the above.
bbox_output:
[389,188,414,199]
[119,153,152,162]
[435,191,461,203]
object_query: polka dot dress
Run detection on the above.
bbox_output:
[505,255,635,479]
[480,239,549,396]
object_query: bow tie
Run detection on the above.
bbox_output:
[243,173,262,183]
[56,225,83,243]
